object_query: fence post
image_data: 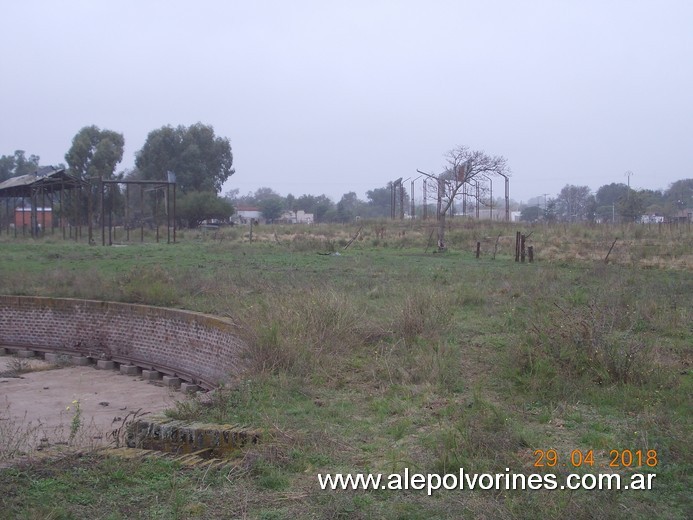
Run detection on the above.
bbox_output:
[515,231,520,262]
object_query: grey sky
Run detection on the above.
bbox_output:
[2,0,691,204]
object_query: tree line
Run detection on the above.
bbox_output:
[2,124,690,228]
[1,124,236,228]
[522,180,693,223]
[0,123,411,227]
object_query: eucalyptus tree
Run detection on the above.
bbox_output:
[135,123,234,194]
[65,126,125,232]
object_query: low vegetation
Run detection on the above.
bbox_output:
[0,220,690,519]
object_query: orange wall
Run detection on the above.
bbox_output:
[14,209,53,228]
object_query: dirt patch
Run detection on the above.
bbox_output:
[0,356,185,458]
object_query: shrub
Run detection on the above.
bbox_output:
[516,299,657,394]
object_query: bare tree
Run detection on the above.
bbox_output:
[432,146,509,250]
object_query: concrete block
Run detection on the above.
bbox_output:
[44,353,61,363]
[72,356,91,366]
[17,350,36,358]
[180,382,199,394]
[96,360,115,370]
[142,370,162,381]
[162,376,181,389]
[120,364,141,376]
[0,347,7,355]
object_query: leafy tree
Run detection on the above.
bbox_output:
[617,190,645,222]
[638,189,665,214]
[0,150,41,182]
[285,193,297,212]
[336,192,364,222]
[295,194,335,223]
[176,191,234,228]
[365,185,393,218]
[135,123,234,194]
[364,183,411,219]
[554,185,595,222]
[520,205,542,222]
[259,197,284,223]
[228,187,283,210]
[65,126,124,180]
[544,199,557,222]
[65,126,125,231]
[252,187,282,203]
[664,178,693,212]
[595,183,629,207]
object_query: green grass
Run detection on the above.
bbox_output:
[0,222,691,519]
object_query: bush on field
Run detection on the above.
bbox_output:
[516,298,657,395]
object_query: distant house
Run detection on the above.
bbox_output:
[640,214,665,224]
[279,210,314,224]
[235,205,263,224]
[671,209,693,223]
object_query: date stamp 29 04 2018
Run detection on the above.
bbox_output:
[533,449,658,469]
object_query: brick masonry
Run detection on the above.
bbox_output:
[0,296,248,389]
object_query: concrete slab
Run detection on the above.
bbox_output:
[96,360,115,370]
[16,350,36,358]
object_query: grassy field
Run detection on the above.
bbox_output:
[0,220,691,519]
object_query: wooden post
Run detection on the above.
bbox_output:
[166,182,171,244]
[172,182,176,243]
[41,188,46,236]
[155,190,159,243]
[140,185,144,242]
[604,237,618,264]
[476,241,481,258]
[125,184,130,242]
[515,231,520,262]
[520,234,526,262]
[100,178,105,246]
[528,245,534,263]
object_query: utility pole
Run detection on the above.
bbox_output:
[497,172,510,221]
[423,179,428,220]
[624,170,634,222]
[542,193,549,220]
[625,170,633,190]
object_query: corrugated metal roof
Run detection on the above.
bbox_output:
[0,167,84,197]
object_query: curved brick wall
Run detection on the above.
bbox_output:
[0,296,247,389]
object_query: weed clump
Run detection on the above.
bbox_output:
[512,283,668,400]
[239,288,374,378]
[119,265,180,306]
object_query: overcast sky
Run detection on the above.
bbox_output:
[1,0,691,204]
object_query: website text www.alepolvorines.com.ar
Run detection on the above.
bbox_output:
[317,468,656,496]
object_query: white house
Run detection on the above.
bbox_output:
[235,205,263,224]
[280,210,314,224]
[640,214,665,224]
